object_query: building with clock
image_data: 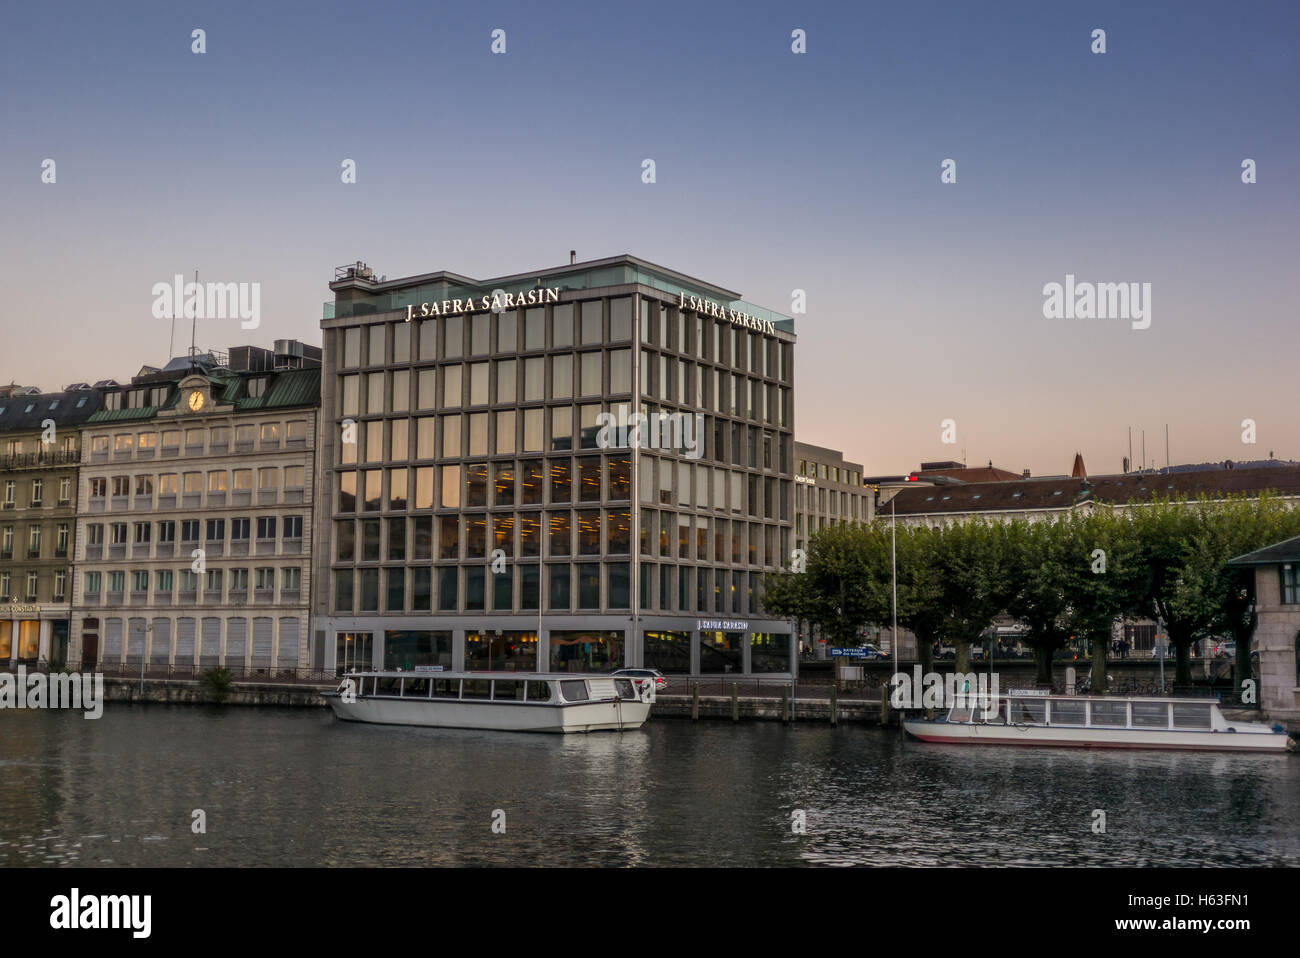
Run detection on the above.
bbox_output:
[69,341,322,675]
[314,254,799,677]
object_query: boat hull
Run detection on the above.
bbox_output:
[323,692,650,733]
[902,719,1291,752]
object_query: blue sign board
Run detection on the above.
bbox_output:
[830,647,871,658]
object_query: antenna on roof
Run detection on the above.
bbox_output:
[190,269,198,358]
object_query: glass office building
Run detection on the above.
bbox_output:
[314,255,797,676]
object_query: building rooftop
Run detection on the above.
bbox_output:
[0,387,103,432]
[1227,535,1300,567]
[887,464,1300,516]
[325,253,796,334]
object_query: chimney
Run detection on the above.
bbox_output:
[1022,468,1030,478]
[569,250,576,265]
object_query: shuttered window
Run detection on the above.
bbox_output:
[200,617,220,666]
[227,617,247,666]
[150,618,172,664]
[104,618,123,661]
[177,618,197,665]
[278,618,300,668]
[252,617,273,667]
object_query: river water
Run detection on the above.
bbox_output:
[1,706,1296,867]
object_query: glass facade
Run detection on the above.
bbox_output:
[324,266,796,674]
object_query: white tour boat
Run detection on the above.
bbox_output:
[902,690,1293,752]
[322,670,654,733]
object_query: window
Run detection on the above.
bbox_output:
[231,517,250,541]
[210,427,230,446]
[284,465,305,489]
[283,516,303,539]
[258,468,279,490]
[256,568,276,591]
[138,432,157,450]
[188,428,206,447]
[161,430,180,448]
[110,522,128,545]
[233,469,253,491]
[1282,564,1300,605]
[58,477,71,503]
[158,474,177,495]
[85,572,102,594]
[155,570,173,593]
[205,570,223,593]
[207,471,227,493]
[108,571,125,593]
[206,519,225,542]
[92,435,110,453]
[30,479,43,506]
[260,422,280,443]
[157,520,175,543]
[183,472,201,494]
[282,567,302,591]
[257,517,277,540]
[114,434,133,452]
[131,571,148,593]
[180,520,199,542]
[134,522,151,544]
[112,476,130,497]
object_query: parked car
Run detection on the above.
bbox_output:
[610,668,667,691]
[861,644,887,659]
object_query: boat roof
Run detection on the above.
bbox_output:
[344,670,621,680]
[972,692,1223,706]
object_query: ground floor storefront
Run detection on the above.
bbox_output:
[319,614,795,676]
[0,608,70,667]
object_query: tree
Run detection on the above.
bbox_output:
[933,519,1014,673]
[1004,518,1075,685]
[761,522,891,649]
[1057,508,1148,692]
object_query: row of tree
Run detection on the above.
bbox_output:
[761,494,1300,691]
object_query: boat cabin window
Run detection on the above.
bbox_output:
[462,679,491,700]
[1171,703,1212,730]
[374,676,402,696]
[353,676,368,696]
[948,706,973,723]
[560,680,589,702]
[979,699,1003,724]
[1090,701,1128,727]
[492,680,524,701]
[403,678,431,697]
[615,679,637,700]
[1012,699,1047,725]
[432,679,458,698]
[525,681,552,702]
[1131,702,1170,728]
[1049,700,1087,725]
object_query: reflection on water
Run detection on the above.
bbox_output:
[0,707,1296,866]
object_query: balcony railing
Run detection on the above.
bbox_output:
[0,450,79,469]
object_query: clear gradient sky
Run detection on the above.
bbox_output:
[2,0,1296,476]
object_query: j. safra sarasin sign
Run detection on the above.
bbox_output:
[405,287,561,320]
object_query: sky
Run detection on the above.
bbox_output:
[1,0,1296,477]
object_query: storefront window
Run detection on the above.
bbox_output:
[644,630,690,673]
[549,630,623,673]
[383,631,452,671]
[700,631,743,673]
[750,633,791,673]
[465,631,538,671]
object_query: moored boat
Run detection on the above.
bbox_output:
[902,690,1293,752]
[322,670,654,733]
